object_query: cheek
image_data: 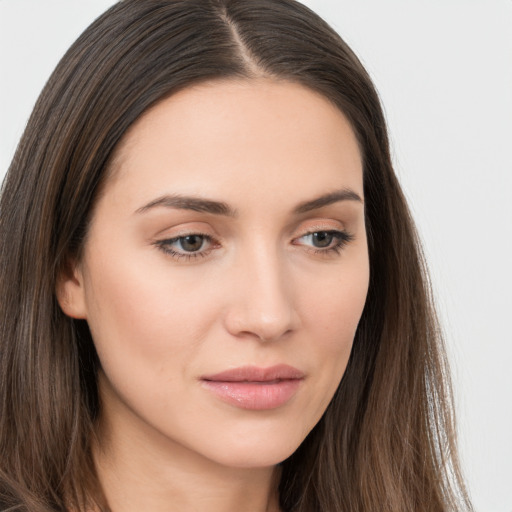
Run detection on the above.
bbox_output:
[81,249,221,380]
[81,252,227,438]
[300,255,369,344]
[294,254,369,416]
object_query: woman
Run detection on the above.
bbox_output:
[0,0,473,511]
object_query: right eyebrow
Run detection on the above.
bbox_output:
[134,194,237,217]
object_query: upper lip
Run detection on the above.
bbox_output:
[201,364,304,382]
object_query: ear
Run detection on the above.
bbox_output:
[56,260,88,319]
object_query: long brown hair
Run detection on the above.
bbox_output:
[0,1,472,510]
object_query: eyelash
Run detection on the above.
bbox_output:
[294,230,355,255]
[154,232,216,261]
[154,229,354,261]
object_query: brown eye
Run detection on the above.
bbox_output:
[179,235,206,252]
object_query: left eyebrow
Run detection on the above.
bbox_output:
[293,189,363,214]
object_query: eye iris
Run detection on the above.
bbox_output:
[179,235,204,252]
[312,231,333,248]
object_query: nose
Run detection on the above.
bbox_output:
[223,245,299,342]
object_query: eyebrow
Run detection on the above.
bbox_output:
[135,195,237,216]
[135,188,363,216]
[293,189,363,214]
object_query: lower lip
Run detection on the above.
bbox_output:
[201,379,302,410]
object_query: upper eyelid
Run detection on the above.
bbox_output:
[153,222,216,237]
[296,227,344,235]
[164,231,213,241]
[293,227,349,239]
[156,226,349,242]
[292,217,347,232]
[158,232,217,248]
[293,229,353,243]
[151,214,348,237]
[158,229,352,251]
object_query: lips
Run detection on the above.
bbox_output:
[200,365,304,410]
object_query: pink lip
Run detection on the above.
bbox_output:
[201,365,304,410]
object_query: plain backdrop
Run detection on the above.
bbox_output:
[1,1,511,511]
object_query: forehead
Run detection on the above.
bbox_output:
[105,79,363,211]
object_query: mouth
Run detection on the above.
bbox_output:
[200,365,304,410]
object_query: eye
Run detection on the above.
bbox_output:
[294,230,354,254]
[176,234,207,252]
[154,233,216,260]
[305,231,336,248]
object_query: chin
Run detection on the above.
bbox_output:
[197,422,312,469]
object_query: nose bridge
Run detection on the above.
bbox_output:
[225,237,297,341]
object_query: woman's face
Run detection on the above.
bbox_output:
[59,80,369,469]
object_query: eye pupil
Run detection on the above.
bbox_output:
[312,231,333,248]
[180,235,204,252]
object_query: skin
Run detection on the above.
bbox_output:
[58,80,369,512]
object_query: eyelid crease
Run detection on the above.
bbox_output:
[149,219,221,239]
[294,221,346,233]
